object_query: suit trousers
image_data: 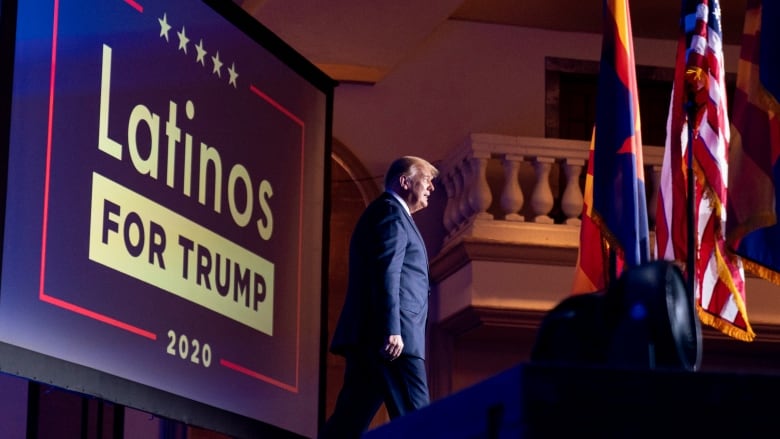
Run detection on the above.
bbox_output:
[320,349,429,439]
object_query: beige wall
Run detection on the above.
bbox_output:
[333,21,741,180]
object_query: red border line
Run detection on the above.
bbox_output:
[124,0,143,13]
[294,126,305,391]
[40,294,157,339]
[220,359,298,393]
[216,83,307,392]
[38,0,156,341]
[249,84,305,126]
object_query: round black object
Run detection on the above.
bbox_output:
[531,261,702,371]
[606,261,702,371]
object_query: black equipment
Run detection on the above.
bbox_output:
[531,260,701,371]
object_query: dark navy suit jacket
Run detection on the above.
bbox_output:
[330,192,430,359]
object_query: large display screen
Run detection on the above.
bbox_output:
[0,0,332,437]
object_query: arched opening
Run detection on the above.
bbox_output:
[323,138,389,429]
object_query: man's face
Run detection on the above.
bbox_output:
[403,170,435,214]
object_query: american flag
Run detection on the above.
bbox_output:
[572,0,649,293]
[656,0,754,341]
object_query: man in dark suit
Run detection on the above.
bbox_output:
[321,156,438,439]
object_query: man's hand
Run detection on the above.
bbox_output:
[383,334,404,360]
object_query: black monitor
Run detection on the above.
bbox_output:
[0,0,334,437]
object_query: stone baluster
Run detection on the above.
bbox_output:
[456,158,472,224]
[530,157,555,224]
[467,153,493,220]
[561,159,584,225]
[441,171,458,235]
[500,154,525,221]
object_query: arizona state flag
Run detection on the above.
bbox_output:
[657,0,754,341]
[727,0,780,285]
[572,132,610,293]
[572,0,649,293]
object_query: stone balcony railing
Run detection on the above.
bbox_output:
[428,134,780,365]
[428,134,666,380]
[436,133,664,255]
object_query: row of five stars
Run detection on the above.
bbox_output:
[158,13,239,88]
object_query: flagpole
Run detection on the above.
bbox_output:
[685,100,703,371]
[685,107,696,314]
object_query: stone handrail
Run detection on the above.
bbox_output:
[438,134,664,248]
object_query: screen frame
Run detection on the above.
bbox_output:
[0,0,335,437]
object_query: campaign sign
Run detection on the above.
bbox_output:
[0,0,330,437]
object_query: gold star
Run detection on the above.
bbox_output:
[212,51,223,77]
[177,26,189,53]
[158,13,171,42]
[228,62,239,88]
[195,39,207,66]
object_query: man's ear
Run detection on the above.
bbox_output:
[399,175,409,190]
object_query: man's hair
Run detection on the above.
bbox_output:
[384,156,439,189]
